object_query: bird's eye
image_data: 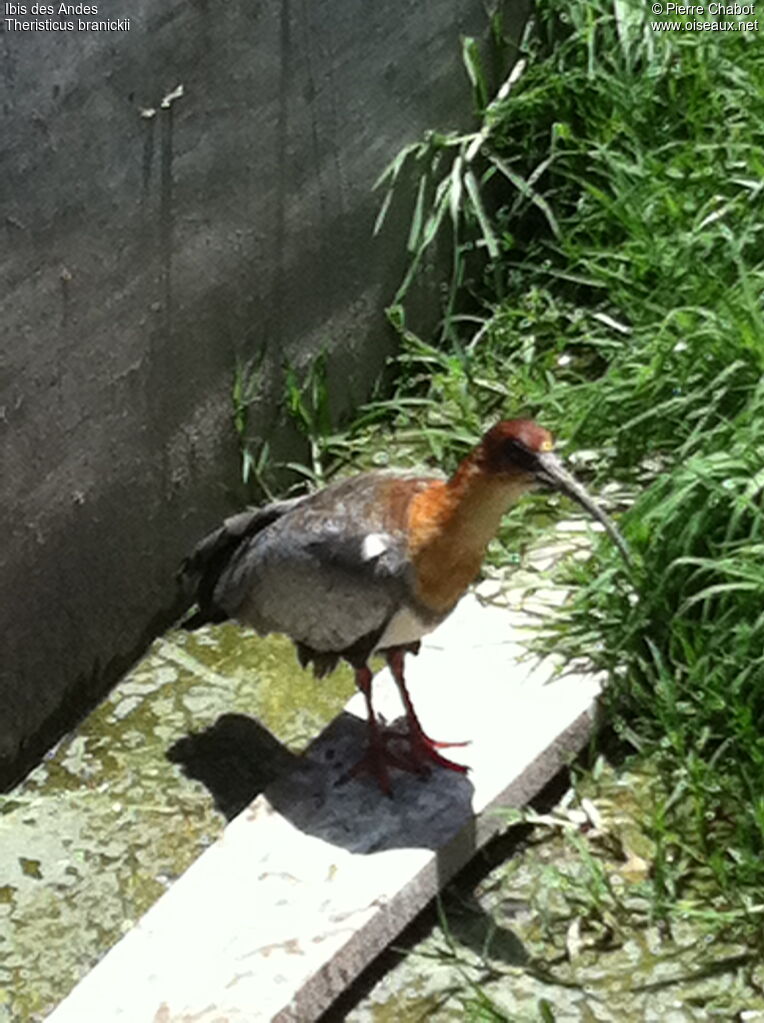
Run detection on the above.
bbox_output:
[503,439,538,472]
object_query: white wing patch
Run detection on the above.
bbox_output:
[361,532,391,560]
[377,606,434,649]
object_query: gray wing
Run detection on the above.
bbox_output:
[179,496,308,628]
[212,473,427,656]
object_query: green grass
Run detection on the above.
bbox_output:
[364,0,764,963]
[235,0,764,979]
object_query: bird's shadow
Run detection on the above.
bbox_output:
[168,712,540,999]
[166,712,300,821]
[167,710,475,855]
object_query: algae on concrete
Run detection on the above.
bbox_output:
[341,764,764,1022]
[0,625,354,1022]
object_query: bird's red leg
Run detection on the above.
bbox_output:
[386,648,469,774]
[349,664,418,795]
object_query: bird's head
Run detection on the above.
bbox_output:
[477,419,630,562]
[477,419,557,480]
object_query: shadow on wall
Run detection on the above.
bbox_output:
[3,0,528,790]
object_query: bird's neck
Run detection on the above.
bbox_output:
[407,456,531,614]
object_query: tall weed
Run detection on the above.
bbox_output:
[374,0,764,938]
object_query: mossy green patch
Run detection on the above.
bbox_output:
[347,766,764,1021]
[0,627,353,1021]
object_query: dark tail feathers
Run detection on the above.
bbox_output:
[179,498,304,630]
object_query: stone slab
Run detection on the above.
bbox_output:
[46,588,600,1023]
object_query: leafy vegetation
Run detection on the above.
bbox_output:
[368,0,764,948]
[234,0,764,1000]
[305,0,764,998]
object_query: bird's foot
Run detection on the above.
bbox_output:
[343,724,469,795]
[415,732,469,751]
[343,735,416,796]
[402,727,470,774]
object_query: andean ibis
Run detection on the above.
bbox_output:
[181,419,626,794]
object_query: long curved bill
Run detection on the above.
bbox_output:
[533,452,631,566]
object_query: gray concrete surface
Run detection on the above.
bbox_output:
[44,584,601,1023]
[0,0,524,787]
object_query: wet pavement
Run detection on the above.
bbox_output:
[6,513,757,1022]
[0,626,355,1022]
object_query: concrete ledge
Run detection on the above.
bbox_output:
[46,588,600,1022]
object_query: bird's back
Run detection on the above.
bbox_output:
[181,471,439,667]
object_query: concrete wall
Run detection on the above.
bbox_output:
[0,0,523,787]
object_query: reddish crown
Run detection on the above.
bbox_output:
[471,419,555,477]
[482,419,553,455]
